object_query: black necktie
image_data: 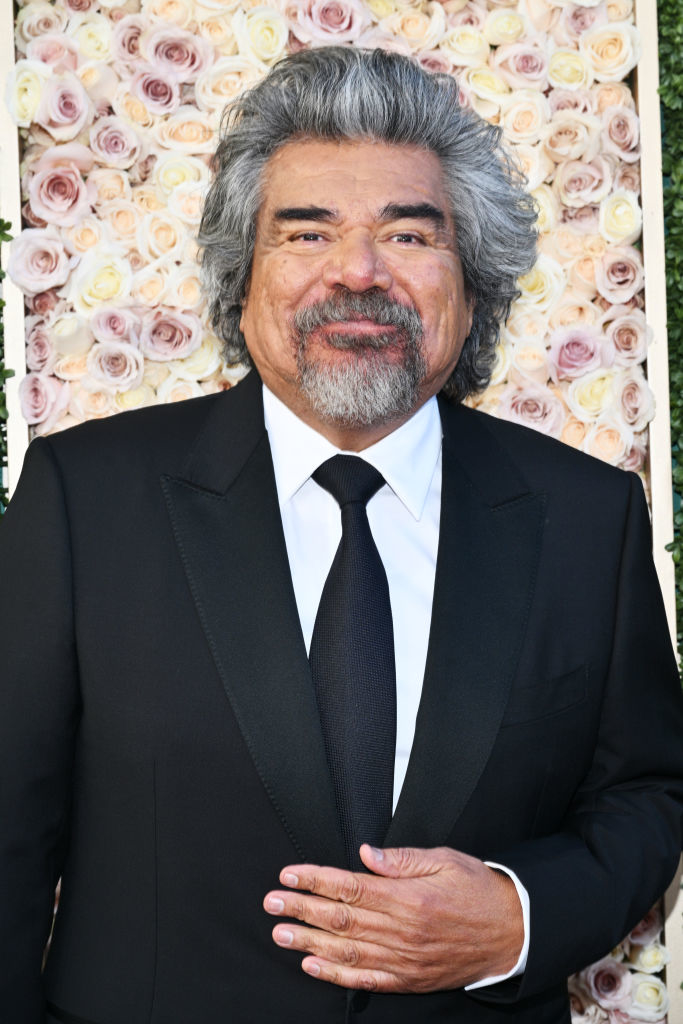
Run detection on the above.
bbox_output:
[309,455,397,871]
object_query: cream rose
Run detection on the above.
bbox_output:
[135,211,188,262]
[567,254,599,298]
[560,414,588,449]
[157,376,206,403]
[66,250,133,314]
[509,143,554,191]
[114,384,157,412]
[460,66,510,110]
[439,26,490,67]
[64,216,106,254]
[489,343,511,387]
[152,107,216,153]
[380,3,447,52]
[53,351,90,382]
[599,189,642,244]
[592,81,634,113]
[232,6,289,64]
[501,90,550,145]
[501,307,549,347]
[531,184,559,234]
[151,153,209,198]
[567,367,617,421]
[548,49,594,91]
[111,84,157,131]
[584,417,630,466]
[141,0,195,27]
[542,110,602,163]
[517,253,566,313]
[6,60,53,127]
[483,10,528,45]
[70,11,113,62]
[194,55,262,111]
[69,386,115,421]
[132,185,165,214]
[89,169,133,206]
[628,942,670,975]
[509,340,549,385]
[607,0,633,18]
[131,259,171,306]
[8,226,77,295]
[171,335,223,380]
[580,21,641,81]
[549,292,599,329]
[98,200,140,246]
[628,974,669,1022]
[165,264,204,309]
[49,312,94,355]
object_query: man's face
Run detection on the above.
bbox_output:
[240,138,474,444]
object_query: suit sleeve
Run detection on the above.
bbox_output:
[476,472,683,1003]
[0,437,81,1023]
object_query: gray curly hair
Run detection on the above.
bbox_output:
[198,46,537,403]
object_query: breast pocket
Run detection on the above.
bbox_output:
[501,666,587,727]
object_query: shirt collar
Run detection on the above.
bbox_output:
[262,384,442,522]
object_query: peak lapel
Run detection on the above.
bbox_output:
[162,373,345,867]
[387,404,547,849]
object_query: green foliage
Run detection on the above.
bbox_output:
[0,218,14,515]
[659,0,683,668]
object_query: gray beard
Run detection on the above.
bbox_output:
[292,291,426,428]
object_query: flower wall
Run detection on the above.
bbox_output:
[4,0,670,1020]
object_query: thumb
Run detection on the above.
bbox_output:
[359,843,444,878]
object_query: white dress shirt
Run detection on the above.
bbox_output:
[262,383,529,988]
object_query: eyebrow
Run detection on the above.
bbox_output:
[274,206,336,222]
[272,202,448,227]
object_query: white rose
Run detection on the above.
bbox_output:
[171,335,223,381]
[6,60,52,127]
[232,6,288,66]
[152,153,210,198]
[49,312,94,355]
[483,10,529,45]
[599,189,642,244]
[517,253,566,313]
[439,26,489,67]
[194,55,262,112]
[548,48,594,90]
[66,249,133,314]
[629,973,670,1022]
[531,184,559,234]
[68,12,113,62]
[566,367,618,420]
[136,210,188,262]
[628,941,671,975]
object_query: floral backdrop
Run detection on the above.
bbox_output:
[4,0,668,1019]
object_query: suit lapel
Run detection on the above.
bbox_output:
[162,372,345,867]
[386,402,547,848]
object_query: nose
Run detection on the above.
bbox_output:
[321,231,393,293]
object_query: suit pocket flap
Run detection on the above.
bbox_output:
[501,666,587,727]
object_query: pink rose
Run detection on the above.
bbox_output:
[131,65,181,115]
[628,906,663,947]
[19,372,70,429]
[601,105,640,164]
[615,163,640,195]
[139,308,203,361]
[497,383,566,437]
[25,317,56,373]
[111,14,146,63]
[553,3,608,46]
[621,433,648,473]
[448,4,487,29]
[22,201,47,229]
[549,89,596,116]
[35,72,94,142]
[606,310,650,366]
[560,205,600,234]
[289,0,370,45]
[417,50,453,74]
[548,324,614,382]
[32,141,95,175]
[615,368,655,432]
[86,341,145,392]
[8,227,78,296]
[26,288,66,317]
[89,116,142,170]
[91,306,142,345]
[580,957,632,1011]
[142,25,214,84]
[59,0,99,11]
[491,43,549,91]
[27,161,95,227]
[554,156,613,208]
[594,246,644,304]
[26,33,79,71]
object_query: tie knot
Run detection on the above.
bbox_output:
[313,455,385,508]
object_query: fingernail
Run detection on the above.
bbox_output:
[275,928,294,946]
[266,896,285,913]
[304,961,320,976]
[282,873,298,886]
[369,846,384,860]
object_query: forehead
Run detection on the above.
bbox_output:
[258,138,452,218]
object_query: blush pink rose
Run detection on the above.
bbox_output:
[26,33,79,71]
[606,310,650,366]
[142,25,214,84]
[111,14,146,63]
[553,3,608,46]
[418,50,453,74]
[497,383,566,437]
[448,4,487,29]
[601,105,640,164]
[621,433,648,473]
[615,163,641,195]
[91,306,142,345]
[554,156,613,208]
[595,246,644,304]
[560,205,600,233]
[86,341,145,392]
[8,227,78,296]
[289,0,370,45]
[22,201,47,229]
[60,0,99,11]
[27,161,95,227]
[491,43,549,91]
[628,906,663,947]
[32,141,96,175]
[89,116,142,170]
[19,372,70,430]
[25,317,56,373]
[580,957,632,1011]
[139,307,203,361]
[549,89,596,116]
[131,65,181,115]
[35,72,94,142]
[549,324,614,382]
[26,288,65,317]
[615,368,655,432]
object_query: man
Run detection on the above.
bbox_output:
[1,47,682,1024]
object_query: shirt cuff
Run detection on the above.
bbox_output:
[463,861,530,991]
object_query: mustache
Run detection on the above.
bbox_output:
[292,290,423,349]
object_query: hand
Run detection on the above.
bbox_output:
[263,844,524,993]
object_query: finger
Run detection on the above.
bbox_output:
[264,889,386,940]
[359,844,448,879]
[278,864,386,910]
[272,921,388,973]
[301,956,399,992]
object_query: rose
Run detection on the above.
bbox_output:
[141,0,195,27]
[553,155,613,207]
[25,317,56,372]
[516,253,566,313]
[132,185,165,214]
[417,50,453,74]
[594,245,643,303]
[560,206,600,233]
[549,88,596,115]
[232,6,289,64]
[26,287,64,317]
[53,351,90,381]
[49,312,94,355]
[615,163,640,194]
[91,306,141,345]
[530,184,559,233]
[88,168,132,204]
[64,215,107,253]
[26,33,79,71]
[497,383,566,437]
[627,942,670,975]
[491,42,549,91]
[614,367,655,432]
[593,80,635,113]
[111,14,146,64]
[171,335,223,380]
[606,310,650,366]
[542,111,602,163]
[501,307,548,347]
[68,386,115,421]
[522,0,557,32]
[131,259,171,305]
[548,324,612,382]
[114,384,157,412]
[139,307,203,361]
[542,224,583,261]
[380,3,447,51]
[6,60,52,127]
[34,72,94,142]
[151,152,209,197]
[510,143,554,191]
[98,200,140,246]
[165,264,204,309]
[195,6,238,55]
[135,211,188,262]
[553,2,607,46]
[628,974,669,1022]
[130,66,181,116]
[628,907,663,947]
[460,66,510,111]
[549,292,599,330]
[567,368,617,420]
[287,0,371,46]
[584,417,630,465]
[599,189,642,244]
[621,433,647,472]
[483,10,528,45]
[140,24,214,83]
[27,161,95,227]
[15,2,68,54]
[548,49,594,91]
[579,956,632,1011]
[59,0,99,12]
[561,414,589,449]
[509,340,549,385]
[86,341,146,392]
[89,116,142,170]
[157,376,205,402]
[70,12,113,61]
[8,226,77,295]
[66,250,133,314]
[607,0,633,18]
[194,55,262,111]
[447,3,486,30]
[19,372,70,430]
[111,84,156,130]
[152,107,216,153]
[568,254,599,298]
[601,105,640,163]
[439,26,490,67]
[501,90,550,145]
[489,343,511,387]
[580,22,642,82]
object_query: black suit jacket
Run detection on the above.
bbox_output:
[1,369,682,1024]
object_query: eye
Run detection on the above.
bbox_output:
[292,230,325,242]
[390,232,425,245]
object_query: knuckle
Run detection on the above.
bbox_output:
[339,875,364,904]
[330,906,352,933]
[341,941,360,965]
[358,972,379,992]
